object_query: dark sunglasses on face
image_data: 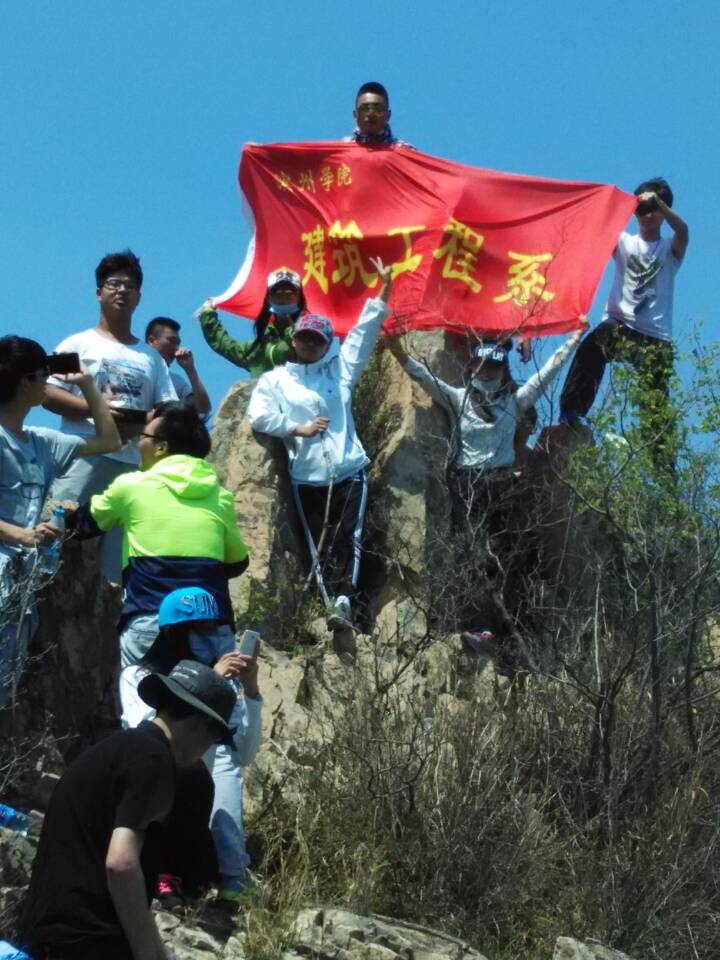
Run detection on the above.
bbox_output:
[357,104,387,117]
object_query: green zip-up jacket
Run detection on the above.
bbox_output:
[199,305,295,378]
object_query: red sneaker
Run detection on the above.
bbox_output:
[156,872,186,915]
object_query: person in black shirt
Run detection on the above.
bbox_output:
[20,661,236,960]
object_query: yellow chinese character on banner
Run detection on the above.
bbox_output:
[493,252,556,306]
[388,225,425,278]
[336,164,352,187]
[298,170,316,193]
[275,171,293,191]
[319,166,335,192]
[301,225,329,294]
[328,220,377,288]
[433,218,485,293]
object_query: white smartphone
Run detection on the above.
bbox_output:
[239,629,261,658]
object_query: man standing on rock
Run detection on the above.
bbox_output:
[43,250,177,582]
[19,661,231,960]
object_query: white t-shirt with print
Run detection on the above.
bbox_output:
[49,329,177,464]
[603,232,681,342]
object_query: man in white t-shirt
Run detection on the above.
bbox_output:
[44,250,177,580]
[145,316,211,417]
[559,177,689,471]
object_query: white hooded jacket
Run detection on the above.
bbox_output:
[247,297,389,485]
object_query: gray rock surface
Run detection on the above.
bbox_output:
[553,938,635,960]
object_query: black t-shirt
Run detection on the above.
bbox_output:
[20,721,176,949]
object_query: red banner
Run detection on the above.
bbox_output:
[213,143,636,338]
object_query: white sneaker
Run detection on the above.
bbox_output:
[327,595,352,630]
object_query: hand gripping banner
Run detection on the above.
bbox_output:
[213,143,636,338]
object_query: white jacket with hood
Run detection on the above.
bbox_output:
[247,297,388,485]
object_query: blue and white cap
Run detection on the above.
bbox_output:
[158,587,220,628]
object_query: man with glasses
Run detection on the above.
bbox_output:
[344,81,414,148]
[0,336,120,706]
[44,250,177,581]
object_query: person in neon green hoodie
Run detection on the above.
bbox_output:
[199,268,308,378]
[72,400,253,900]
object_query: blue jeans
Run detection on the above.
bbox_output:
[119,613,250,882]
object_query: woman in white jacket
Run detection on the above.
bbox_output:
[247,258,393,629]
[387,324,585,664]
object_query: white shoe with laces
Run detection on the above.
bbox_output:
[327,595,352,630]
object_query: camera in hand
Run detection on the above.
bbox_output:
[636,197,658,216]
[114,408,150,424]
[46,352,81,375]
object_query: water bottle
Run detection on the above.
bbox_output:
[0,803,32,836]
[0,942,32,960]
[36,506,65,575]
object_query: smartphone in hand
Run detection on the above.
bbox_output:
[47,352,81,375]
[239,629,260,658]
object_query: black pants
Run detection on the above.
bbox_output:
[560,321,675,471]
[449,468,539,666]
[292,469,368,602]
[144,760,218,894]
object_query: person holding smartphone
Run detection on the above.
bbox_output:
[43,250,177,582]
[0,336,120,707]
[118,586,263,911]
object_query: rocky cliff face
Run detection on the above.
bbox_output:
[1,336,644,959]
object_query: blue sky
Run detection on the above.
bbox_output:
[3,0,717,429]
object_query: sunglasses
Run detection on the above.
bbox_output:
[356,104,387,117]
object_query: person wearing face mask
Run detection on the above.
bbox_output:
[197,268,307,377]
[119,587,263,912]
[387,325,585,659]
[247,258,393,631]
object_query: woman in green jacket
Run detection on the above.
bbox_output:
[199,268,307,378]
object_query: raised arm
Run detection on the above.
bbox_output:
[386,336,460,416]
[340,257,392,389]
[63,368,122,456]
[640,191,689,262]
[197,302,257,371]
[212,654,263,765]
[515,323,587,412]
[175,348,211,416]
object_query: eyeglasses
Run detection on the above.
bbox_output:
[356,104,387,117]
[103,278,140,291]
